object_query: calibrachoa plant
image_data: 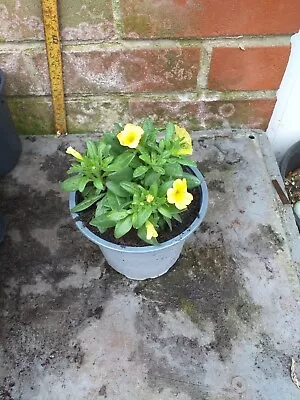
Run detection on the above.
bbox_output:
[61,120,201,244]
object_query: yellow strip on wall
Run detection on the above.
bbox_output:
[41,0,67,135]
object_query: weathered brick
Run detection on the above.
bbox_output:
[0,48,50,96]
[66,97,129,133]
[120,0,300,38]
[208,47,290,91]
[63,48,200,94]
[129,99,276,131]
[8,97,54,135]
[0,0,44,41]
[59,0,115,41]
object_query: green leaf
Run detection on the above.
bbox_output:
[107,191,123,210]
[164,217,172,230]
[106,181,129,197]
[106,151,135,172]
[82,185,97,199]
[182,172,201,189]
[149,181,158,197]
[67,164,83,174]
[152,166,165,175]
[120,182,139,194]
[142,118,154,134]
[78,176,90,192]
[158,138,165,151]
[158,206,173,219]
[107,210,129,221]
[134,206,152,229]
[90,215,115,233]
[114,216,133,238]
[173,213,182,223]
[107,167,133,182]
[95,198,108,217]
[165,122,175,140]
[60,175,83,192]
[139,154,151,164]
[176,158,197,167]
[133,165,148,178]
[144,171,160,187]
[164,163,183,177]
[71,194,102,213]
[87,140,98,158]
[158,180,173,196]
[97,141,106,157]
[93,177,104,191]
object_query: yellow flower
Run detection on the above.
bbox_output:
[174,124,193,155]
[117,123,144,148]
[66,146,84,161]
[145,220,158,240]
[167,178,193,210]
[146,194,154,203]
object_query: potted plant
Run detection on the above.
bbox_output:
[61,120,208,280]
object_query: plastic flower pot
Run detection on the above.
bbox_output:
[69,167,208,280]
[280,140,300,230]
[0,70,22,177]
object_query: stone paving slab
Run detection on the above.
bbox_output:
[0,130,300,400]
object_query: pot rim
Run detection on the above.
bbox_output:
[69,166,208,253]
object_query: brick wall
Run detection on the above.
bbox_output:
[0,0,298,135]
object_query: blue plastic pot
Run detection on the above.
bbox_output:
[69,167,208,280]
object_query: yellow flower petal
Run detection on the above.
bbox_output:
[167,178,193,210]
[146,194,154,203]
[66,146,84,161]
[117,123,144,148]
[174,125,193,155]
[145,220,158,240]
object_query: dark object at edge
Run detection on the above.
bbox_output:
[0,69,22,176]
[0,69,22,243]
[280,140,300,230]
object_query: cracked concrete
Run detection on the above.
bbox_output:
[0,130,300,400]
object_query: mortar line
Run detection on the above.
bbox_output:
[0,35,292,52]
[111,0,123,40]
[196,45,212,92]
[6,90,277,103]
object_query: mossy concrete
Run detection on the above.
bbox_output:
[0,131,299,399]
[7,97,54,135]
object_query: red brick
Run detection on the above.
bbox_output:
[0,0,44,41]
[129,99,276,131]
[63,48,200,94]
[0,49,50,96]
[208,47,290,91]
[120,0,300,38]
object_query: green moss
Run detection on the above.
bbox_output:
[123,14,152,36]
[7,98,54,135]
[181,298,199,324]
[60,0,113,27]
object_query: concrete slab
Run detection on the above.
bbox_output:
[0,130,300,400]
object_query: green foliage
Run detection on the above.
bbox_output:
[61,120,201,244]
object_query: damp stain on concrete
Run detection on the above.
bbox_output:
[40,151,70,183]
[132,243,262,399]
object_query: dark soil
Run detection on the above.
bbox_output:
[77,187,201,247]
